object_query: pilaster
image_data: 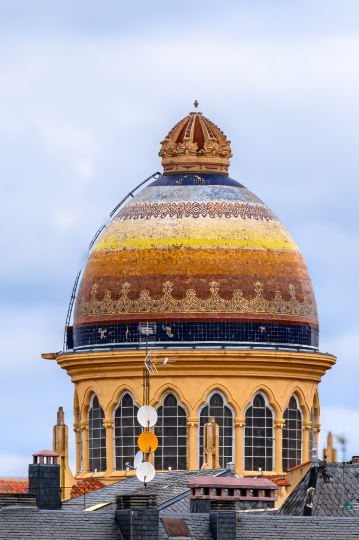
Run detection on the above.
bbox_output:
[234,417,245,475]
[187,417,199,470]
[274,419,285,474]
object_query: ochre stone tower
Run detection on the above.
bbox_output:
[55,109,335,484]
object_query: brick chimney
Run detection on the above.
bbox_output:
[28,450,61,510]
[115,494,159,540]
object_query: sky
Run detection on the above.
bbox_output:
[0,0,359,475]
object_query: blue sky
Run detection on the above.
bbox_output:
[1,0,359,475]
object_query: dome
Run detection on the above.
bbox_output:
[73,112,318,350]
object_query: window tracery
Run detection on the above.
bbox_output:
[114,393,141,471]
[88,395,106,472]
[155,393,187,471]
[282,395,302,471]
[244,393,273,471]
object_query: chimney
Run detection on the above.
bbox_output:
[187,476,278,513]
[209,500,236,540]
[115,494,159,540]
[28,450,61,510]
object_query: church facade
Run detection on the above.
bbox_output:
[54,109,335,484]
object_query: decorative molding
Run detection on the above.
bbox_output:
[274,420,285,429]
[116,201,278,222]
[187,417,199,427]
[77,280,317,318]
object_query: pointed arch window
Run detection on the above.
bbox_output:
[282,395,302,471]
[199,393,233,468]
[88,395,106,472]
[114,393,142,471]
[154,394,187,471]
[244,393,273,472]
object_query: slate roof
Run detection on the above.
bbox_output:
[64,469,226,511]
[160,495,191,514]
[237,515,359,539]
[158,513,359,539]
[278,462,359,517]
[0,508,121,540]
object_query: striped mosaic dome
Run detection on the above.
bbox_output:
[73,115,318,349]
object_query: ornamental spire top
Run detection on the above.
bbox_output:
[159,111,232,175]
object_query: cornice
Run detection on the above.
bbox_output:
[56,348,336,384]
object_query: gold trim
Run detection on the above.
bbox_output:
[77,281,316,318]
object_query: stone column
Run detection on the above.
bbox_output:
[187,417,199,470]
[80,421,89,473]
[103,419,114,474]
[274,419,285,474]
[234,417,246,475]
[302,422,311,462]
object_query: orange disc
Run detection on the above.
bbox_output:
[138,431,158,454]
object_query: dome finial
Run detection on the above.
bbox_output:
[159,111,232,175]
[194,100,199,109]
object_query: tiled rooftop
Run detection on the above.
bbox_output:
[0,478,28,494]
[70,478,105,498]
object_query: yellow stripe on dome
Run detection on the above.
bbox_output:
[94,218,299,252]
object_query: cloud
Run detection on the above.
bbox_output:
[0,0,358,475]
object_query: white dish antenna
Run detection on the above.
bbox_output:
[136,462,155,484]
[134,450,144,469]
[137,405,158,428]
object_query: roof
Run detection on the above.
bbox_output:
[0,478,28,494]
[63,469,227,511]
[0,508,121,539]
[236,515,359,539]
[286,460,311,472]
[70,478,105,498]
[264,474,287,486]
[278,462,359,517]
[158,513,359,539]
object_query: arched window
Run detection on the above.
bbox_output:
[199,393,233,468]
[114,393,142,470]
[308,406,315,458]
[282,395,302,471]
[155,394,187,471]
[244,393,273,472]
[88,395,106,472]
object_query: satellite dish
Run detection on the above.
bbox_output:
[138,431,159,454]
[134,450,144,469]
[136,462,155,484]
[137,405,158,428]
